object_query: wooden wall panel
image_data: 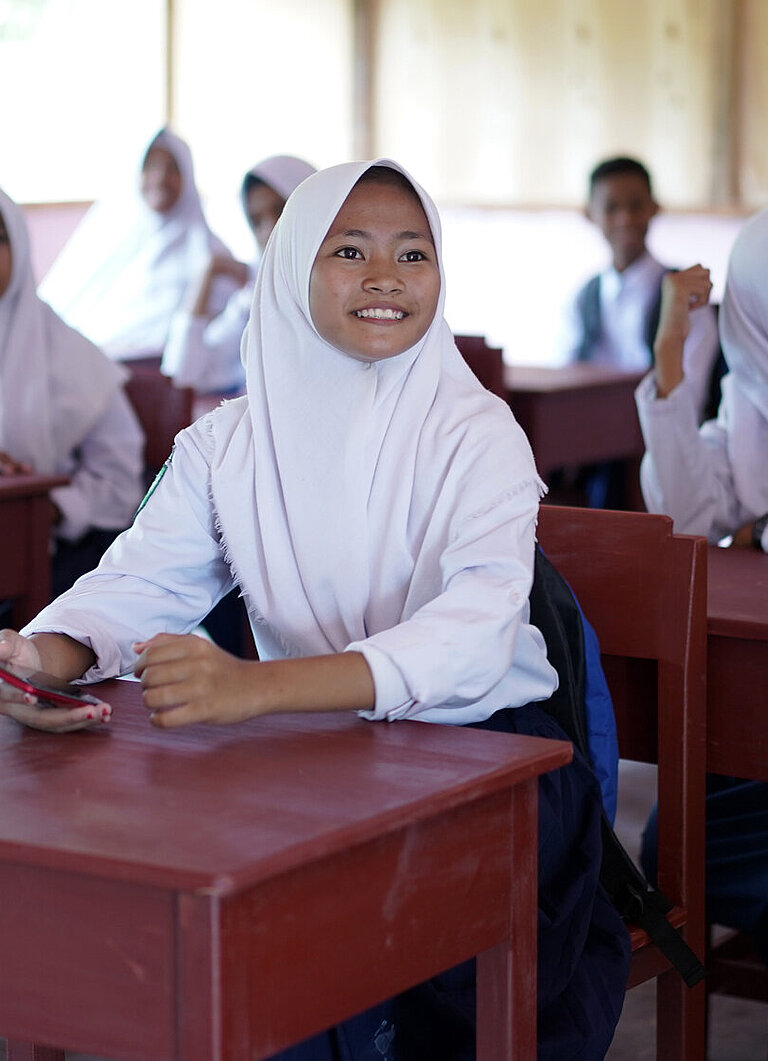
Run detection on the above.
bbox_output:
[373,0,723,208]
[737,0,768,207]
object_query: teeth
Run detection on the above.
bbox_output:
[355,308,404,320]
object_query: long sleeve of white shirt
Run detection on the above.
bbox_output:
[161,284,251,394]
[49,387,145,543]
[23,415,557,724]
[635,372,748,542]
[23,419,235,680]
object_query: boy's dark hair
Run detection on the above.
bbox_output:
[588,157,653,198]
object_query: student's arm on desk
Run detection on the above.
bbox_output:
[133,633,374,728]
[0,629,110,732]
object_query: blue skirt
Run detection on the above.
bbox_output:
[269,704,631,1061]
[642,774,768,966]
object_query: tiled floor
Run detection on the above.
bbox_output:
[3,762,766,1060]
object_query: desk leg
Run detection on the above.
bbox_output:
[6,1044,65,1061]
[476,779,538,1061]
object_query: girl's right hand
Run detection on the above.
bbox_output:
[0,630,111,733]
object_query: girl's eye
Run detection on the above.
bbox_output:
[335,246,362,260]
[400,249,427,263]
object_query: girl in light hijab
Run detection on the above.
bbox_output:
[1,161,630,1059]
[0,187,143,598]
[162,154,316,395]
[635,208,768,971]
[39,128,234,360]
[636,208,768,547]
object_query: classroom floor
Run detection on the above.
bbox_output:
[2,763,766,1060]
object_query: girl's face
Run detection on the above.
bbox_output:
[0,213,11,298]
[309,179,440,362]
[245,183,286,251]
[141,146,183,214]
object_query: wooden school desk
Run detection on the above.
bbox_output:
[706,545,768,782]
[0,679,571,1061]
[0,473,67,626]
[504,363,645,479]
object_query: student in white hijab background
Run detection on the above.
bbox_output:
[635,208,768,971]
[161,154,316,396]
[1,160,630,1059]
[0,187,143,604]
[636,207,768,548]
[39,128,236,361]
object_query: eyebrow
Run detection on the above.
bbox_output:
[332,228,432,242]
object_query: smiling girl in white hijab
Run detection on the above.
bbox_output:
[3,160,629,1059]
[39,128,234,360]
[0,187,143,596]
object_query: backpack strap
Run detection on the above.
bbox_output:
[599,818,707,987]
[574,275,602,363]
[531,546,707,988]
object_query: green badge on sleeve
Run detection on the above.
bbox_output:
[134,448,173,519]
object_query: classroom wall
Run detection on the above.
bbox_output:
[5,0,762,364]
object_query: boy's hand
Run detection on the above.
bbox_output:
[654,266,713,398]
[0,630,111,732]
[134,633,260,727]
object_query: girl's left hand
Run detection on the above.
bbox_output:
[133,633,259,727]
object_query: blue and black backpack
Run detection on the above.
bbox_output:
[530,546,706,988]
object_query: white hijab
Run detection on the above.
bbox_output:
[0,187,125,474]
[243,155,316,206]
[718,207,768,515]
[210,159,542,661]
[39,128,229,358]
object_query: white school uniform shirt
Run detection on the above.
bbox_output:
[39,128,234,360]
[0,187,143,543]
[161,157,317,394]
[561,252,719,420]
[636,208,768,548]
[25,159,557,724]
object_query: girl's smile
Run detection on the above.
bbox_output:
[309,177,440,362]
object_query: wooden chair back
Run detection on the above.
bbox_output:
[453,334,507,400]
[536,505,708,1060]
[123,369,194,483]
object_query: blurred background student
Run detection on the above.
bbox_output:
[636,209,768,970]
[0,187,143,605]
[39,128,236,361]
[555,156,722,509]
[162,155,316,396]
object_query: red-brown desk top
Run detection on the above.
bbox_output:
[0,678,570,1061]
[0,473,68,501]
[707,544,768,641]
[503,364,645,486]
[504,363,645,395]
[707,546,768,781]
